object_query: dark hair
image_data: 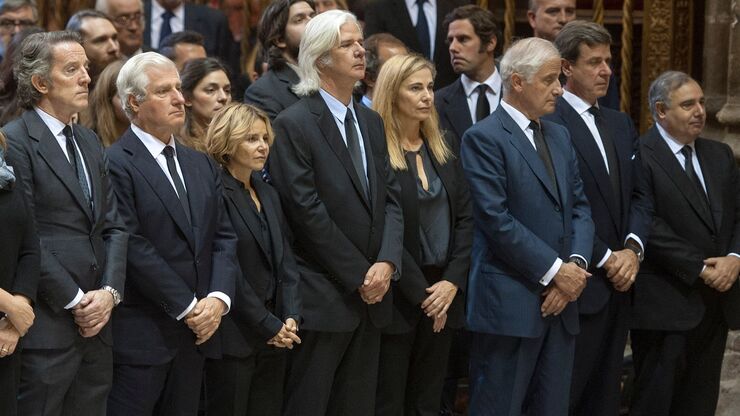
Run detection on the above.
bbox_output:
[181,57,230,99]
[65,9,113,32]
[362,33,406,93]
[15,31,83,110]
[258,0,315,70]
[442,5,500,54]
[554,20,611,63]
[0,0,38,22]
[158,30,205,61]
[0,26,42,125]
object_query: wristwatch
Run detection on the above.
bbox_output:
[569,256,587,270]
[102,285,122,306]
[625,239,644,262]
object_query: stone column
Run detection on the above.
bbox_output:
[716,1,740,156]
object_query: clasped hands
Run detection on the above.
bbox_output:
[267,318,301,349]
[541,261,591,317]
[359,262,394,304]
[73,289,114,338]
[700,255,740,293]
[185,297,227,345]
[603,249,639,292]
[0,294,33,357]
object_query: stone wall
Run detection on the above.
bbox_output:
[718,330,740,416]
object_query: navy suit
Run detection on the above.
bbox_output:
[544,96,652,416]
[105,128,237,416]
[461,105,594,416]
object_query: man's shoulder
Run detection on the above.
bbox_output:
[435,79,462,102]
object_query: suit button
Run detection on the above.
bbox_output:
[90,264,98,272]
[194,256,200,265]
[554,205,560,212]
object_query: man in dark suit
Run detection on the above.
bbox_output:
[244,0,315,120]
[142,0,235,73]
[435,5,501,145]
[461,37,594,416]
[96,0,146,57]
[356,33,407,108]
[268,10,403,416]
[3,31,128,416]
[543,21,653,416]
[364,0,470,89]
[105,52,238,416]
[629,72,740,416]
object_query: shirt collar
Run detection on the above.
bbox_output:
[319,88,356,125]
[656,123,694,155]
[34,106,69,137]
[131,123,177,159]
[500,99,535,134]
[461,69,502,98]
[361,95,373,108]
[151,0,184,20]
[405,0,435,9]
[562,89,595,116]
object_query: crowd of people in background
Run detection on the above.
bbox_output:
[0,0,738,416]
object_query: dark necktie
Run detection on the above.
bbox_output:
[62,126,92,208]
[415,0,431,59]
[162,145,192,225]
[344,108,369,199]
[529,120,557,189]
[680,145,710,209]
[159,10,174,47]
[475,84,490,123]
[588,106,621,212]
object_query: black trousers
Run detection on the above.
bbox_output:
[205,347,288,416]
[0,349,21,416]
[630,291,728,416]
[282,311,381,416]
[376,316,454,416]
[570,294,629,416]
[18,337,112,416]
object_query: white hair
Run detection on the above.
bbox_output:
[292,10,359,97]
[117,52,178,120]
[500,37,560,93]
[95,0,144,15]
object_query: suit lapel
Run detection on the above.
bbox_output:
[75,127,102,221]
[695,139,723,230]
[256,177,284,267]
[444,80,473,140]
[25,111,94,222]
[176,146,204,253]
[354,102,376,204]
[224,173,272,264]
[391,0,421,51]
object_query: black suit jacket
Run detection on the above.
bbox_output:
[3,110,128,349]
[269,93,403,332]
[218,171,301,358]
[244,66,301,120]
[364,0,470,90]
[387,134,472,333]
[106,128,238,365]
[543,97,653,314]
[434,77,501,144]
[632,126,740,331]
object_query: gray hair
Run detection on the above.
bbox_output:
[293,10,359,97]
[14,31,82,109]
[95,0,144,15]
[66,9,113,33]
[500,37,560,93]
[554,20,611,62]
[648,70,696,120]
[117,51,177,120]
[0,0,38,21]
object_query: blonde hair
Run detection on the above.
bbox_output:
[205,103,274,167]
[82,59,126,146]
[373,54,452,170]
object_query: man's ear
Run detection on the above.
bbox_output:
[511,72,525,92]
[561,58,573,78]
[275,37,286,49]
[30,74,49,96]
[486,37,497,54]
[655,102,667,119]
[127,94,140,115]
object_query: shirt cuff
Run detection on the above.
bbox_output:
[729,253,740,259]
[570,254,588,269]
[540,258,562,286]
[625,234,644,253]
[596,249,613,269]
[64,289,85,310]
[207,291,231,315]
[176,297,198,321]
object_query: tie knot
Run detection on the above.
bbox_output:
[162,10,175,20]
[680,145,693,159]
[416,0,427,5]
[529,120,541,133]
[62,125,73,140]
[163,145,175,159]
[344,107,355,123]
[588,106,602,119]
[476,84,488,95]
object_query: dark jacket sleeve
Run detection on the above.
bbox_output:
[10,168,40,302]
[441,141,473,291]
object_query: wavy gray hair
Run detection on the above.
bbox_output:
[500,37,560,94]
[116,51,177,120]
[648,70,695,120]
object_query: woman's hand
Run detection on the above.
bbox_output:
[421,280,458,318]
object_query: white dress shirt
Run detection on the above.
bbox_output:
[319,89,368,177]
[149,1,185,49]
[131,123,231,319]
[500,100,588,285]
[404,0,436,58]
[460,69,502,121]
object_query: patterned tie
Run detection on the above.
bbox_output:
[159,10,175,47]
[62,125,92,209]
[475,84,490,123]
[415,0,431,59]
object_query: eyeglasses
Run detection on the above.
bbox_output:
[0,19,36,30]
[111,12,143,27]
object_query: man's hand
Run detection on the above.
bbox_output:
[541,286,569,317]
[0,319,21,357]
[432,313,447,333]
[185,297,226,345]
[421,280,458,318]
[6,294,34,336]
[552,262,591,301]
[604,249,639,292]
[73,289,114,338]
[702,256,740,292]
[359,262,394,304]
[267,318,302,349]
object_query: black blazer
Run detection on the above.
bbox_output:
[632,126,740,331]
[3,110,128,349]
[269,93,403,332]
[106,128,238,365]
[218,171,301,358]
[387,134,472,333]
[243,66,301,120]
[543,97,653,314]
[364,0,471,90]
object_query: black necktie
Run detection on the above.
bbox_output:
[62,125,92,208]
[680,145,710,209]
[529,120,557,189]
[415,0,431,59]
[475,84,490,123]
[588,106,621,212]
[344,108,369,199]
[162,145,192,225]
[159,10,174,46]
